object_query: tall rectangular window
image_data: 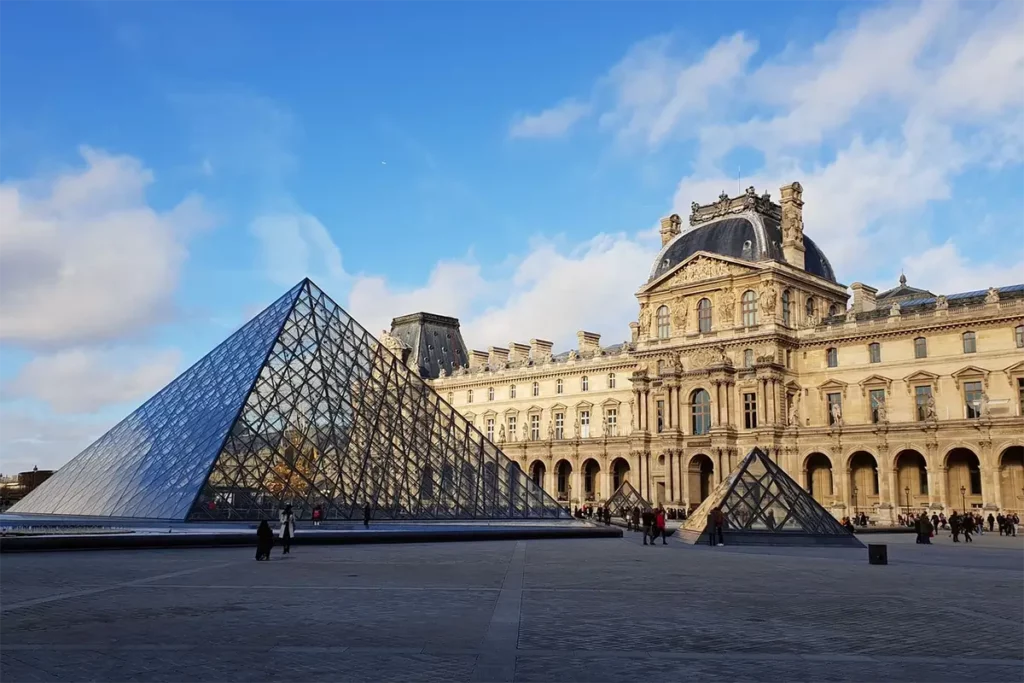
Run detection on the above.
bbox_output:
[919,467,928,494]
[508,416,517,441]
[786,350,792,368]
[826,348,838,368]
[743,392,758,429]
[964,381,983,418]
[827,393,842,426]
[868,343,881,364]
[1018,378,1024,417]
[869,389,886,423]
[467,390,474,403]
[486,418,494,440]
[656,400,665,433]
[530,414,540,441]
[962,331,977,354]
[1016,325,1024,349]
[605,408,617,436]
[581,376,589,391]
[914,337,927,359]
[580,410,590,438]
[914,385,932,421]
[554,412,564,439]
[970,467,982,495]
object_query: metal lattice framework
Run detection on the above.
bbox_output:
[680,447,861,545]
[604,481,652,518]
[11,279,569,522]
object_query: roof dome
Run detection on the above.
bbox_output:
[648,212,836,283]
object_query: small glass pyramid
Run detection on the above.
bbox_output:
[679,447,863,547]
[11,280,569,522]
[604,481,652,518]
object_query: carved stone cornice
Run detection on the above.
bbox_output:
[689,186,781,226]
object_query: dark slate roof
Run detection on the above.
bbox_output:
[823,284,1024,324]
[389,312,470,379]
[876,274,935,302]
[649,214,836,284]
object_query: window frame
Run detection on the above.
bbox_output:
[607,372,616,389]
[868,342,881,364]
[530,414,540,441]
[509,385,516,399]
[580,410,590,438]
[507,415,517,441]
[605,408,617,436]
[826,392,842,426]
[698,297,713,333]
[656,305,671,339]
[554,412,564,439]
[741,290,758,327]
[691,389,712,435]
[914,385,933,421]
[487,387,495,401]
[532,381,540,397]
[743,392,758,430]
[914,337,928,359]
[826,347,838,368]
[781,290,791,326]
[467,389,474,403]
[964,380,983,419]
[743,349,754,368]
[1016,325,1024,349]
[869,388,886,424]
[556,378,564,394]
[581,376,589,391]
[962,331,977,354]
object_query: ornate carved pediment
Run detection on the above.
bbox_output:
[574,400,594,410]
[502,407,520,416]
[527,405,543,414]
[689,187,781,226]
[858,374,893,396]
[550,402,568,412]
[600,397,622,407]
[687,345,731,369]
[951,365,990,390]
[664,255,748,288]
[903,370,939,394]
[1003,360,1024,381]
[817,378,848,398]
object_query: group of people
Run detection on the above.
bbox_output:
[254,502,375,560]
[903,509,1020,545]
[620,505,672,545]
[573,504,611,525]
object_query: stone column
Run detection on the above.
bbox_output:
[934,467,945,509]
[681,453,690,509]
[842,468,853,510]
[668,451,675,502]
[600,468,611,502]
[888,468,900,512]
[571,468,581,505]
[987,467,1002,510]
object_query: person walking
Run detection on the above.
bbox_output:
[950,512,961,542]
[363,502,372,529]
[641,508,655,546]
[631,507,641,533]
[987,513,995,533]
[255,519,274,560]
[312,506,323,527]
[655,507,668,545]
[278,504,295,556]
[710,506,725,546]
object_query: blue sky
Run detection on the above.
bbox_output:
[1,1,1022,473]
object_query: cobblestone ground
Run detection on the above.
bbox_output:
[2,531,1022,682]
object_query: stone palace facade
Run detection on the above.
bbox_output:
[385,183,1024,523]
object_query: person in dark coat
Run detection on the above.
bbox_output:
[256,520,274,560]
[363,502,372,529]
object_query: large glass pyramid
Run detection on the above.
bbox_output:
[10,279,569,522]
[679,448,863,547]
[604,481,651,518]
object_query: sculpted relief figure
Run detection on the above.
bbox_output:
[438,367,447,378]
[830,401,843,427]
[574,418,581,438]
[985,287,1000,304]
[935,295,948,310]
[789,393,801,426]
[523,421,530,441]
[873,395,888,423]
[718,288,736,320]
[760,282,778,315]
[782,204,804,242]
[547,422,554,440]
[638,304,652,339]
[497,425,505,443]
[629,398,635,428]
[925,394,938,421]
[979,391,991,418]
[672,297,689,332]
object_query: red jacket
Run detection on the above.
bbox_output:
[655,511,665,529]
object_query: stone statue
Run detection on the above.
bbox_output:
[789,393,801,426]
[438,367,447,378]
[629,398,635,428]
[498,425,505,443]
[830,401,843,427]
[979,391,991,418]
[672,298,689,332]
[760,282,778,314]
[568,349,578,361]
[985,287,1000,304]
[889,301,901,316]
[523,421,530,441]
[718,289,736,319]
[935,295,948,310]
[547,422,554,440]
[925,394,937,421]
[874,395,888,423]
[638,304,652,339]
[574,418,580,438]
[845,308,857,322]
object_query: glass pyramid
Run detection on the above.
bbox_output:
[11,279,569,522]
[679,447,863,547]
[604,481,651,518]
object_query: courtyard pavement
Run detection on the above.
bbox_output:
[1,529,1022,682]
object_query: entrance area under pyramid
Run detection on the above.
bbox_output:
[9,280,569,522]
[604,481,651,518]
[679,448,864,547]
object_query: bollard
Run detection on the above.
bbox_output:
[868,544,887,565]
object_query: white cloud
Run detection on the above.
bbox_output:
[901,241,1024,294]
[509,99,591,139]
[250,211,345,289]
[5,348,182,415]
[0,147,214,349]
[0,412,110,475]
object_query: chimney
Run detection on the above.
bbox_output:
[508,342,531,364]
[577,331,601,356]
[469,350,489,370]
[850,282,878,314]
[659,214,682,247]
[488,346,510,368]
[530,338,553,363]
[779,182,806,271]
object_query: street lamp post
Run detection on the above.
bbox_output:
[960,485,967,512]
[853,486,859,517]
[904,486,911,518]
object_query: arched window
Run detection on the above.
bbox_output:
[744,349,754,368]
[741,290,758,327]
[698,298,712,333]
[487,387,495,401]
[467,389,474,403]
[1017,325,1024,348]
[607,373,616,389]
[828,304,839,317]
[509,385,516,399]
[914,337,927,359]
[962,331,977,354]
[826,347,838,368]
[656,305,671,339]
[782,290,792,326]
[556,379,564,394]
[691,389,712,435]
[532,381,540,397]
[581,376,589,391]
[806,296,816,320]
[868,342,881,364]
